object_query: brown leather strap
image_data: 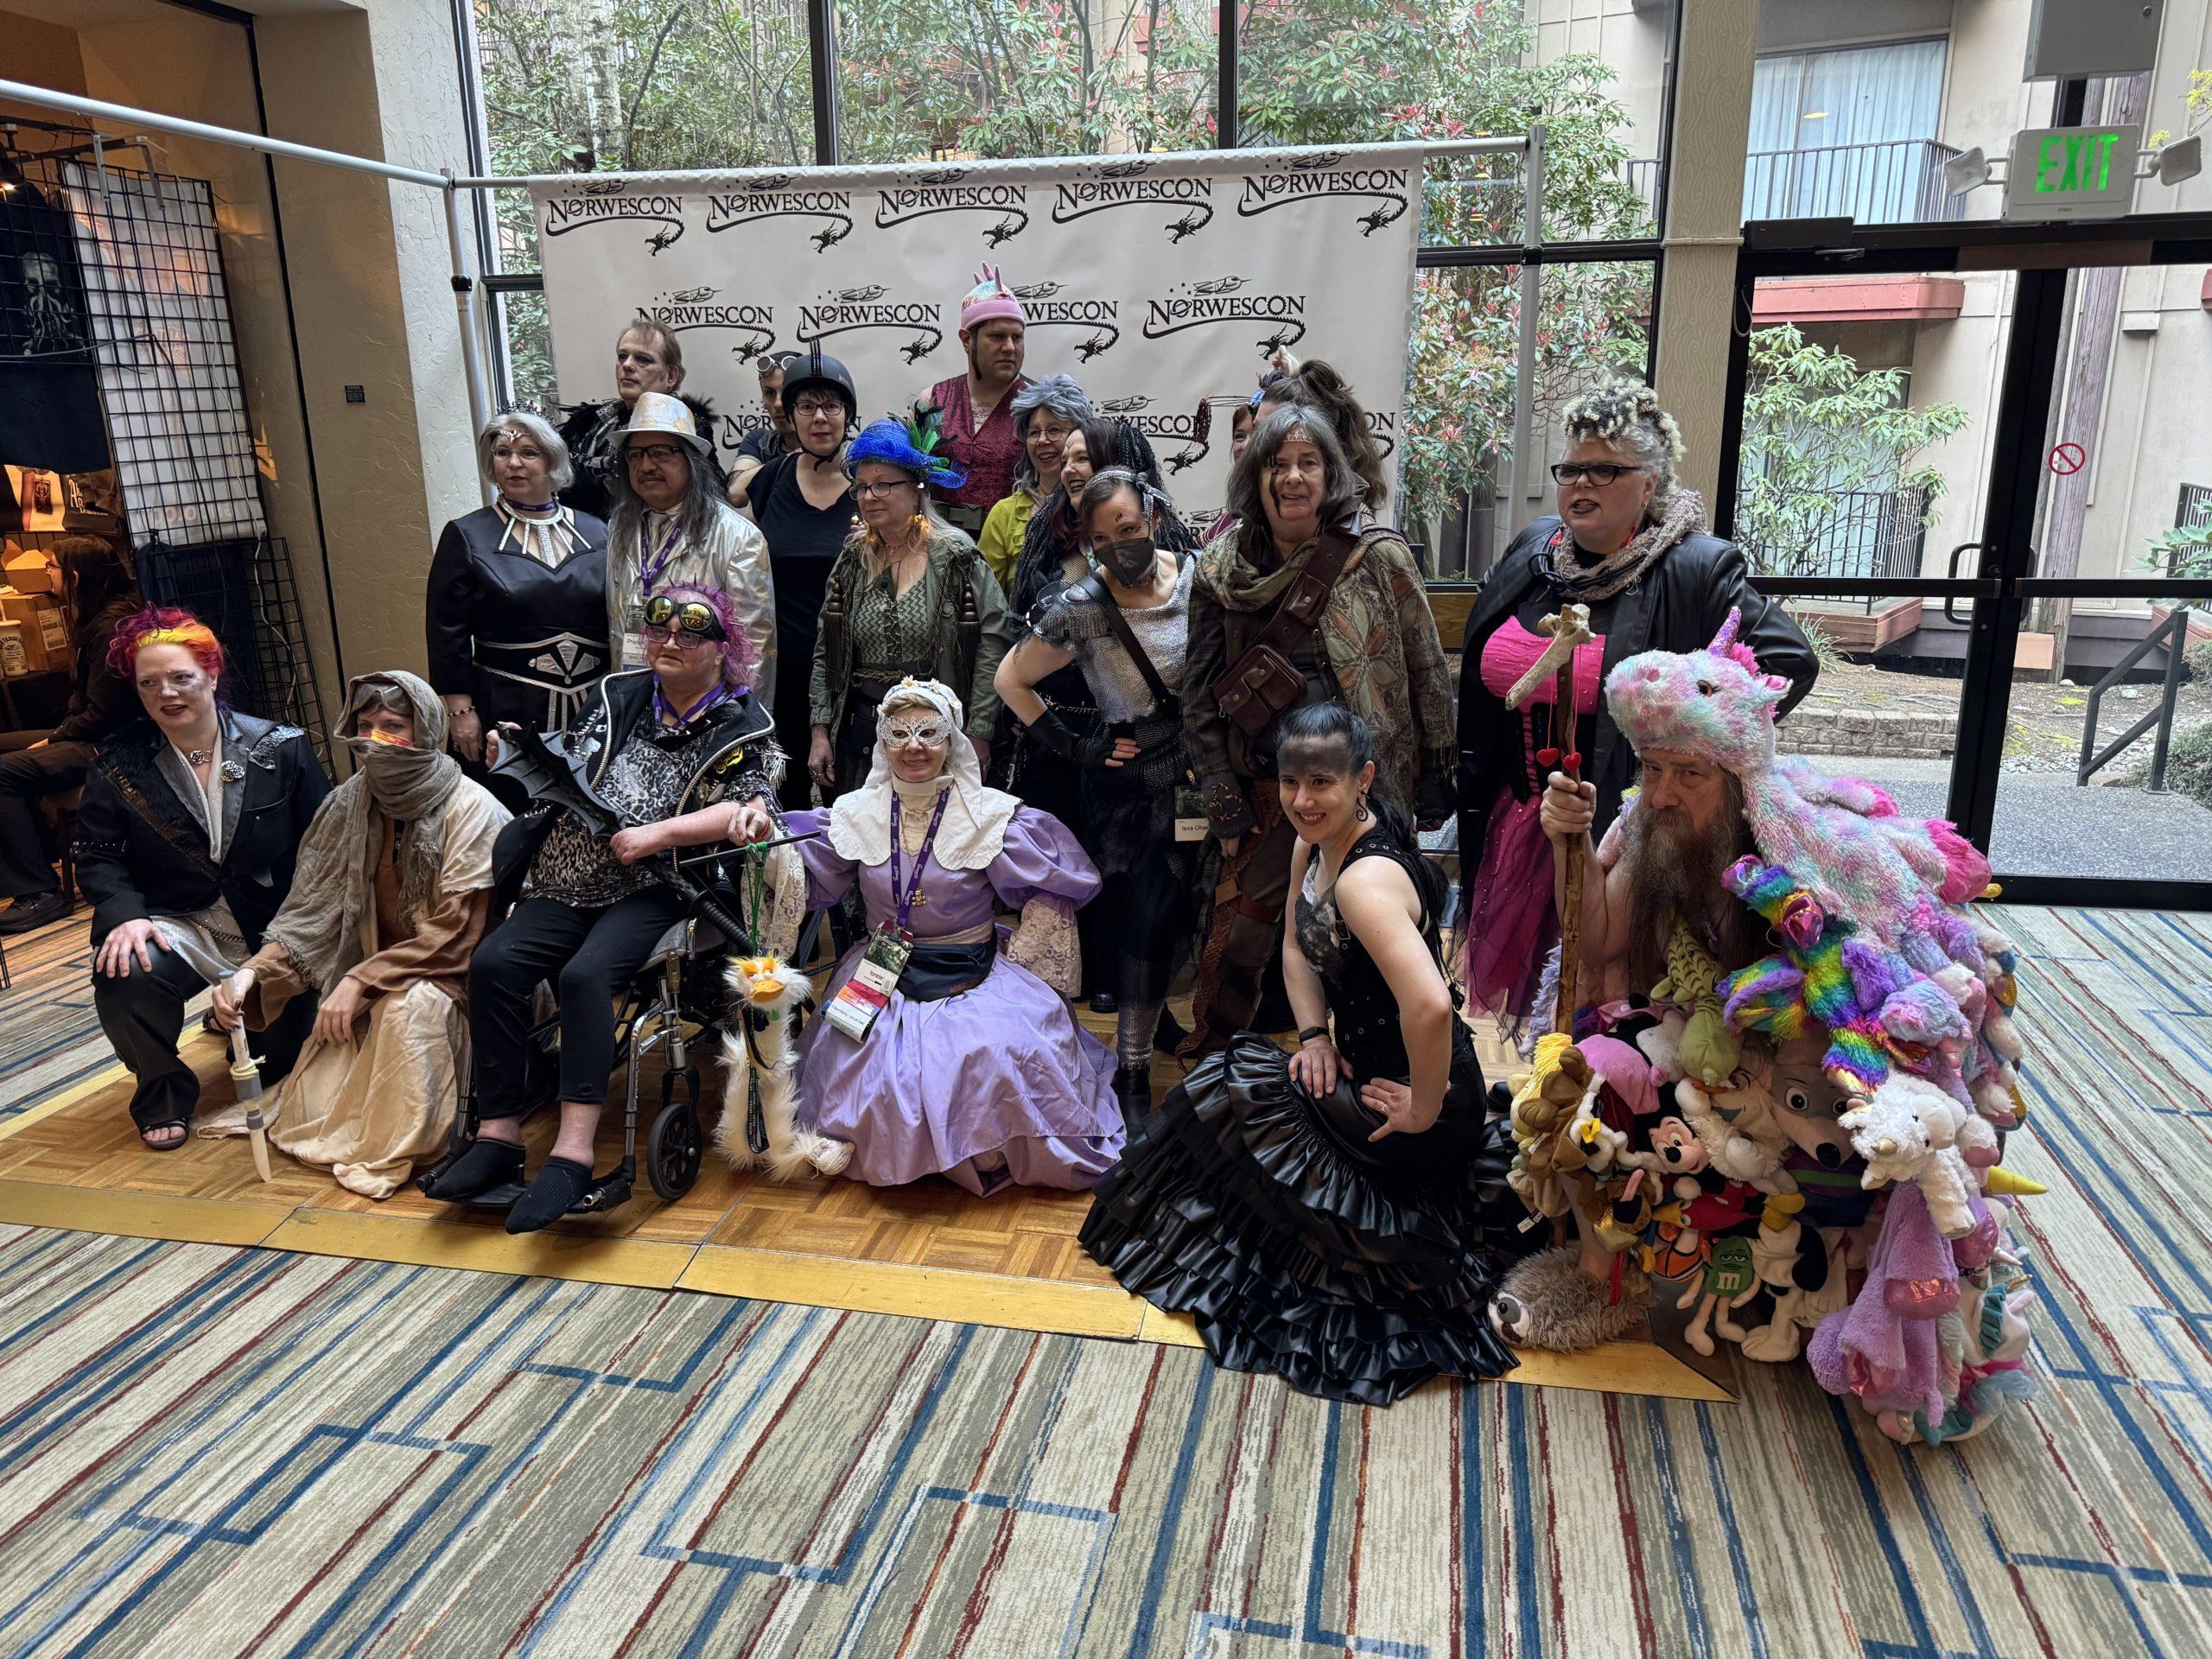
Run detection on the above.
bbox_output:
[1249,527,1357,659]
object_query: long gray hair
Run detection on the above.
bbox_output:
[1224,404,1366,543]
[607,425,726,551]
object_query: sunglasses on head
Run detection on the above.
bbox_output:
[643,595,727,640]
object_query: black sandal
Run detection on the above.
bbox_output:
[139,1120,189,1152]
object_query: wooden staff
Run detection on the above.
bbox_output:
[1504,602,1596,1031]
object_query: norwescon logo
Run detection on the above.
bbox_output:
[874,172,1030,244]
[1141,277,1307,354]
[797,287,945,364]
[543,190,688,253]
[1051,172,1214,241]
[1011,282,1123,360]
[647,288,776,362]
[706,182,855,251]
[1236,163,1410,236]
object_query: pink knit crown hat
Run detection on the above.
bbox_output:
[957,264,1027,334]
[1602,611,1986,944]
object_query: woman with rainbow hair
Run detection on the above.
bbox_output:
[75,607,331,1150]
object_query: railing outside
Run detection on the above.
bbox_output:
[1743,137,1965,225]
[1739,484,1930,590]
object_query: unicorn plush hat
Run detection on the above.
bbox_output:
[957,265,1026,337]
[1603,611,1989,945]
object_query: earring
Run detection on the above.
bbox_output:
[1354,794,1370,822]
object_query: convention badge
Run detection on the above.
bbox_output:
[1173,781,1208,842]
[825,927,912,1043]
[621,630,649,671]
[1705,1235,1756,1300]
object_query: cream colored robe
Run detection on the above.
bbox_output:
[200,782,507,1198]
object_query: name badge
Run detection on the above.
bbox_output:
[825,927,912,1043]
[1173,781,1208,842]
[621,631,649,670]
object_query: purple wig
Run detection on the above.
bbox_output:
[656,581,758,691]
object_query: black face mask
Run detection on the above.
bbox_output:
[1098,534,1157,588]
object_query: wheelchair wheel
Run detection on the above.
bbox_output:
[647,1097,702,1200]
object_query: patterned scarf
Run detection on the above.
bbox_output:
[1541,487,1709,603]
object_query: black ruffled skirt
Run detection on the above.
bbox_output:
[1080,1032,1527,1406]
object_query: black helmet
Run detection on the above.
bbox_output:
[779,346,857,420]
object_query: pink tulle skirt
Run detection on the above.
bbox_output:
[1461,794,1557,1021]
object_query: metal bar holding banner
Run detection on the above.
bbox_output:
[441,169,495,485]
[1513,124,1547,508]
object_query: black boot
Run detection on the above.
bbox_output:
[1114,1064,1153,1117]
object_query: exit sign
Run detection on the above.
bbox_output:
[2004,124,2139,219]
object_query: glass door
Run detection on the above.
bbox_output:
[1720,219,2212,908]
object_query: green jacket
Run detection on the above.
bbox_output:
[809,524,1014,741]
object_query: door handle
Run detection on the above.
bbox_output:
[1944,542,1982,626]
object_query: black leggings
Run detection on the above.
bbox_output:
[467,887,688,1114]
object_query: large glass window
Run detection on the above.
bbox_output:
[836,0,1218,162]
[1746,39,1952,223]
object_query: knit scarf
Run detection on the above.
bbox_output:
[1541,487,1709,603]
[1201,518,1352,613]
[263,672,463,995]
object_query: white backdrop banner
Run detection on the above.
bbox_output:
[529,145,1425,524]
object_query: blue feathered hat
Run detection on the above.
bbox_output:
[846,414,967,491]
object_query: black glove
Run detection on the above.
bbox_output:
[1023,707,1116,768]
[1414,768,1457,831]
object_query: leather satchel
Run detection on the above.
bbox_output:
[1211,529,1356,736]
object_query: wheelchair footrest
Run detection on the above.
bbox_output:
[570,1173,632,1215]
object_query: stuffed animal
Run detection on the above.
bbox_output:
[1507,1033,1606,1216]
[1648,918,1740,1087]
[1674,1077,1793,1192]
[1839,1073,1983,1239]
[1488,1245,1653,1352]
[719,956,849,1179]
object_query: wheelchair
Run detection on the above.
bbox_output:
[416,721,811,1218]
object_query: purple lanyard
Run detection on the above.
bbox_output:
[654,678,732,728]
[639,517,684,594]
[887,790,951,932]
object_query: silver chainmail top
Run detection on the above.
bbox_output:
[1029,558,1192,724]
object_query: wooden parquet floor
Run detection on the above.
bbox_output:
[0,906,1722,1400]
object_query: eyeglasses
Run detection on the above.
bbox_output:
[1550,461,1641,487]
[879,718,950,749]
[643,595,724,641]
[627,443,686,465]
[791,397,846,419]
[852,480,912,500]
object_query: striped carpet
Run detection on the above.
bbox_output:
[0,904,2206,1656]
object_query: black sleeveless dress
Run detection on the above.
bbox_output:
[1081,833,1525,1405]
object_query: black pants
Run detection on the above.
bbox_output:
[468,887,688,1114]
[0,730,93,899]
[92,938,315,1129]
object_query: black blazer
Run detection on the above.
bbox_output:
[73,710,332,945]
[1456,517,1818,859]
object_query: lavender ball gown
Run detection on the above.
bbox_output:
[787,806,1126,1194]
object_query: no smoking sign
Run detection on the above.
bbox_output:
[2049,442,2087,476]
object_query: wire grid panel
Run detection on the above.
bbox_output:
[139,534,330,769]
[61,162,266,548]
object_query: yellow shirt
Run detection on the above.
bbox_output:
[976,487,1037,594]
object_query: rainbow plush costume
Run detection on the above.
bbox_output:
[1499,613,2041,1446]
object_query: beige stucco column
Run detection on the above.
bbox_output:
[1652,0,1758,506]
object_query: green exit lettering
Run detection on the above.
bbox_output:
[2037,131,2125,194]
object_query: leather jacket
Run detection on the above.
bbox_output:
[1456,516,1818,859]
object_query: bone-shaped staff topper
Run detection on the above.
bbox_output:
[1503,602,1595,713]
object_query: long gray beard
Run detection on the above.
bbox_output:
[1619,804,1746,984]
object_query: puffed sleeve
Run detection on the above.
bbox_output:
[785,807,860,911]
[983,805,1101,911]
[425,518,478,702]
